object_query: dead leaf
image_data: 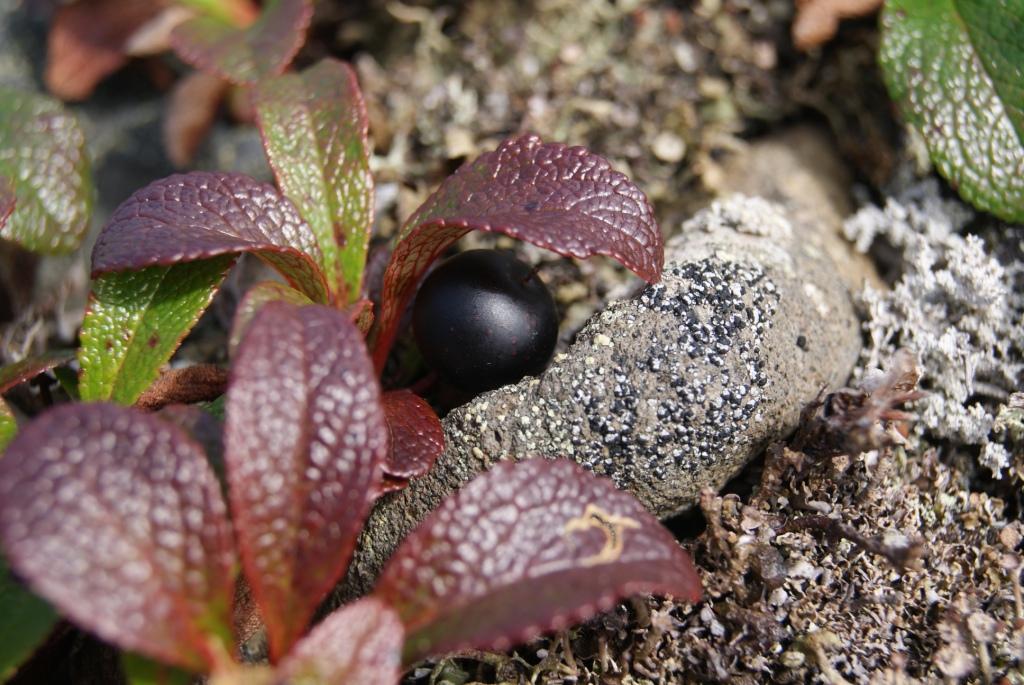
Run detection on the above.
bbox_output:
[792,0,883,51]
[123,5,195,57]
[46,0,168,101]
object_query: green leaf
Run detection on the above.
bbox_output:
[0,87,93,253]
[199,395,226,421]
[0,555,58,682]
[880,0,1024,221]
[121,652,194,685]
[51,366,80,401]
[175,0,255,26]
[78,257,234,405]
[254,59,374,300]
[0,400,15,453]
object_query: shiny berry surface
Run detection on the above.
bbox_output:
[412,250,558,393]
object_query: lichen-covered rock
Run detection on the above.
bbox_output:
[344,188,862,597]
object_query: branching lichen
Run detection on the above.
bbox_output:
[844,181,1024,476]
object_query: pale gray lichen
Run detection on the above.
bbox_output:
[844,181,1024,475]
[691,195,792,240]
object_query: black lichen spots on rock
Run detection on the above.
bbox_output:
[567,258,778,492]
[424,251,790,520]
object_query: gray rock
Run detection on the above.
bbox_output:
[0,0,45,90]
[343,131,865,598]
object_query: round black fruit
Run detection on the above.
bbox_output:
[412,249,559,393]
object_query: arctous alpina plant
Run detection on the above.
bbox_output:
[73,55,665,487]
[0,300,701,683]
[1,40,685,684]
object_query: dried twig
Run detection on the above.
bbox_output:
[134,364,228,411]
[790,349,925,459]
[783,515,925,570]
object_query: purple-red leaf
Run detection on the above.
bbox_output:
[156,404,224,469]
[0,403,237,672]
[375,458,701,664]
[0,350,75,394]
[227,280,313,358]
[372,134,663,368]
[171,0,312,85]
[275,597,403,685]
[91,172,329,302]
[380,390,443,481]
[225,302,388,661]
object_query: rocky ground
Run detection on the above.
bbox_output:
[1,0,1022,683]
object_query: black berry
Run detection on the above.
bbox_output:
[412,249,559,393]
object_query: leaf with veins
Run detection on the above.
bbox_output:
[171,0,311,85]
[255,58,373,300]
[372,134,663,368]
[380,389,443,482]
[91,171,328,301]
[0,350,75,393]
[0,403,237,672]
[227,281,313,358]
[275,598,403,685]
[376,458,701,664]
[225,302,387,660]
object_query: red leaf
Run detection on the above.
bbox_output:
[163,71,228,168]
[0,176,13,230]
[156,404,224,469]
[171,0,312,85]
[375,458,701,664]
[0,350,75,394]
[225,302,388,660]
[380,390,443,481]
[45,0,168,101]
[0,403,237,672]
[227,281,313,358]
[275,597,403,685]
[91,172,329,302]
[372,134,663,369]
[373,475,411,496]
